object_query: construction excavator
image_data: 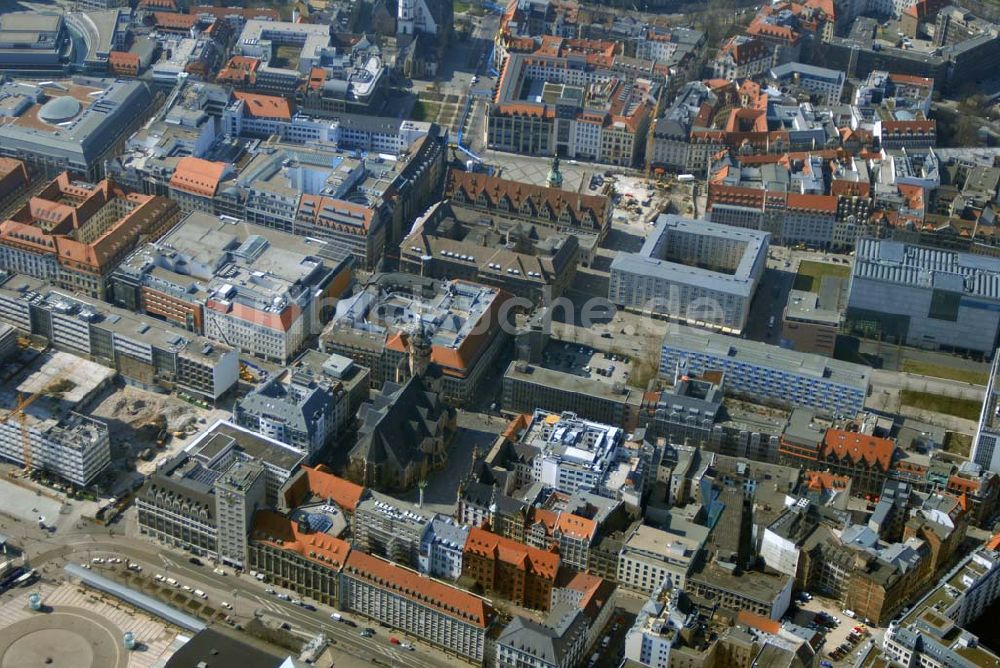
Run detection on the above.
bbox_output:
[1,391,42,476]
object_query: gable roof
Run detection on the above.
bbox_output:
[251,509,352,569]
[283,465,366,512]
[170,157,227,198]
[342,550,490,627]
[821,429,895,470]
[464,526,560,580]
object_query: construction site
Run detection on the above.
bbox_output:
[89,385,231,480]
[0,348,114,489]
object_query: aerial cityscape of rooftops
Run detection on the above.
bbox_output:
[2,0,1000,665]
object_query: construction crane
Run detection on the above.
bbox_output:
[1,392,42,475]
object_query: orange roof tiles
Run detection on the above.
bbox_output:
[464,526,560,580]
[737,610,782,634]
[821,429,895,471]
[153,11,199,29]
[889,73,934,88]
[786,193,837,213]
[805,470,850,492]
[170,157,227,198]
[555,512,597,541]
[284,465,366,511]
[343,551,490,627]
[233,91,293,120]
[252,509,351,569]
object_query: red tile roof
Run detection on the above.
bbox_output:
[169,157,227,198]
[343,551,490,627]
[233,91,293,120]
[464,526,560,580]
[805,470,850,492]
[283,465,366,511]
[786,193,837,213]
[251,510,352,569]
[821,429,895,471]
[737,610,781,634]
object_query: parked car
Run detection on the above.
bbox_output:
[188,557,203,566]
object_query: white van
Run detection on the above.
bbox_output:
[194,589,207,599]
[843,609,856,619]
[166,578,179,587]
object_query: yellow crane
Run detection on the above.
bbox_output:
[2,392,42,474]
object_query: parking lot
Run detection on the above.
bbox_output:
[539,340,633,387]
[793,594,878,666]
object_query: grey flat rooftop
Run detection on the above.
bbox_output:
[769,62,845,83]
[611,214,768,297]
[501,360,639,403]
[186,419,305,473]
[853,237,1000,299]
[785,289,841,325]
[662,323,870,391]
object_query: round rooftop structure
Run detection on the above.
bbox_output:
[38,96,81,124]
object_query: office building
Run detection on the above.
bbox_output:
[234,373,340,462]
[137,420,305,559]
[400,200,580,303]
[0,352,112,487]
[321,274,511,405]
[659,323,870,416]
[687,565,793,621]
[110,212,353,364]
[214,459,267,568]
[418,515,469,580]
[768,63,845,104]
[781,289,840,356]
[0,275,239,401]
[502,361,643,431]
[0,173,181,299]
[513,409,633,498]
[618,520,709,595]
[624,585,688,668]
[248,509,351,607]
[972,353,1000,474]
[0,78,154,181]
[279,464,366,537]
[353,492,435,569]
[463,526,561,610]
[444,168,612,243]
[609,215,769,334]
[847,237,1000,355]
[0,13,67,70]
[339,551,493,662]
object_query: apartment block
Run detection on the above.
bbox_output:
[609,215,769,334]
[0,275,239,401]
[463,526,560,611]
[0,173,181,299]
[339,551,493,663]
[659,323,870,416]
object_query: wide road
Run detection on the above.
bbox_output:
[24,533,462,668]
